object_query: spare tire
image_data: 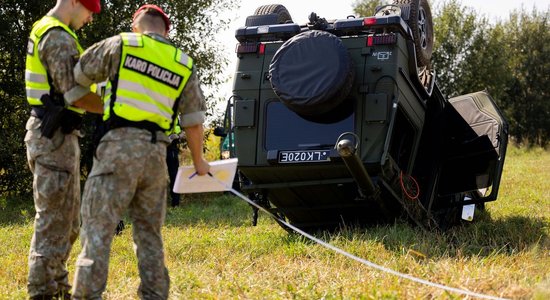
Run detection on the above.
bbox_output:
[269,30,355,117]
[253,4,293,24]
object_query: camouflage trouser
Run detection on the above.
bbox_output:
[24,116,81,297]
[72,128,170,300]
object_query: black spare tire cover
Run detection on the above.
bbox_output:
[269,30,355,116]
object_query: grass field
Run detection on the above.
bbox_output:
[0,147,548,299]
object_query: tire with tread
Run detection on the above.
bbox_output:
[393,0,433,67]
[254,4,293,24]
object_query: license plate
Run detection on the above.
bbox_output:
[278,150,330,163]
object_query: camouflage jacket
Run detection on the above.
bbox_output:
[73,32,206,127]
[36,27,90,105]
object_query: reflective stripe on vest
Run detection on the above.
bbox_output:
[25,16,85,114]
[106,32,193,131]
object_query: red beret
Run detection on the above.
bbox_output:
[133,4,171,32]
[79,0,101,14]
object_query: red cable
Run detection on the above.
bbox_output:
[400,171,420,200]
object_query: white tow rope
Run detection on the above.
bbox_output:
[226,186,509,300]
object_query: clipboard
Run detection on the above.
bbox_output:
[173,158,238,193]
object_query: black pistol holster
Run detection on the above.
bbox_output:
[39,94,83,139]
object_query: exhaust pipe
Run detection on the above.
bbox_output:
[337,138,377,197]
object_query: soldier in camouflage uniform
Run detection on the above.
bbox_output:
[70,4,210,299]
[24,0,103,299]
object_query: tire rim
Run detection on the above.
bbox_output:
[418,7,428,49]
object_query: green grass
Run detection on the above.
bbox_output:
[0,147,548,299]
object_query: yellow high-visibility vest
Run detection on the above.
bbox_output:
[106,32,193,132]
[25,16,85,114]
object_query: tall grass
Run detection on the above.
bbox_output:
[0,147,548,299]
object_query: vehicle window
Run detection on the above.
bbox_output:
[265,101,354,150]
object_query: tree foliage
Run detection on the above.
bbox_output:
[500,9,550,145]
[0,0,48,196]
[0,0,237,196]
[352,0,385,17]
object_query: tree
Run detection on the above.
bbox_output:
[0,0,238,196]
[501,9,550,146]
[431,1,487,97]
[0,1,48,196]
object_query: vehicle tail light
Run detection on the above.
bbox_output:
[367,34,397,46]
[236,42,265,54]
[364,17,377,26]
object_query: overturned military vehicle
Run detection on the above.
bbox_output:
[217,0,508,230]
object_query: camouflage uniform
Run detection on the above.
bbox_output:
[25,28,89,297]
[71,33,206,299]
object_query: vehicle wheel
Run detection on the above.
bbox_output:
[393,0,434,67]
[269,30,355,117]
[254,4,293,24]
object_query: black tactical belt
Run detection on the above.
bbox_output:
[107,117,163,143]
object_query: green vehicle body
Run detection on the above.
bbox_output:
[218,3,508,230]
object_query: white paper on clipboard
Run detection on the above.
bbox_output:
[173,158,238,194]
